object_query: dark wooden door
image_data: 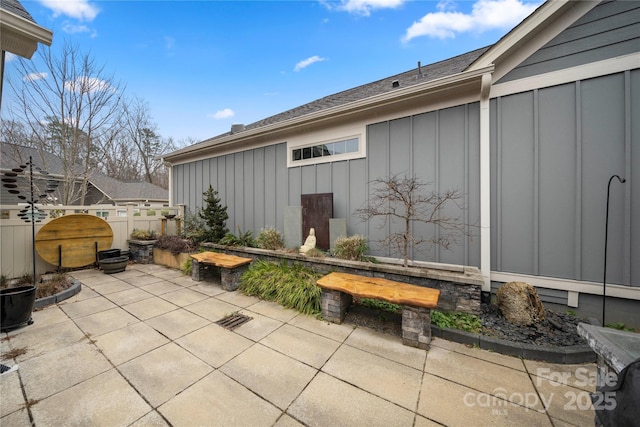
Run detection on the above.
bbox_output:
[301,193,333,250]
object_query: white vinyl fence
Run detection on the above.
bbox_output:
[0,204,185,279]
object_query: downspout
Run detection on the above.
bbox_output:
[166,160,173,206]
[480,72,492,292]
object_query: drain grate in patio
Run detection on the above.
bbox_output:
[215,313,252,330]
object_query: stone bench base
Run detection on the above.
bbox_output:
[320,288,434,350]
[191,257,250,291]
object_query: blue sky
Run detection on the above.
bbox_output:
[7,0,542,143]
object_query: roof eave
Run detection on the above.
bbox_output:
[0,9,53,58]
[468,0,599,72]
[163,64,495,164]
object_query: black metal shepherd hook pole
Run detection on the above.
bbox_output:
[603,174,626,326]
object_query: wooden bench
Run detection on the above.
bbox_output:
[317,272,440,349]
[190,252,252,291]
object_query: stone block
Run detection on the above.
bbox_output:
[329,218,347,250]
[401,305,431,350]
[284,206,303,248]
[321,289,352,324]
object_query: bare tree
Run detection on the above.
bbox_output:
[355,174,472,267]
[7,41,124,205]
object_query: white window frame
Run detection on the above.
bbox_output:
[287,134,365,168]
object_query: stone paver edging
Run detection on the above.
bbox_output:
[430,324,596,364]
[34,278,82,309]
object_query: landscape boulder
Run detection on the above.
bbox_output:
[496,281,545,326]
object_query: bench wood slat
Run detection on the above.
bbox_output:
[190,252,252,269]
[317,272,439,309]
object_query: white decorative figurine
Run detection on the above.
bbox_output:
[299,228,317,254]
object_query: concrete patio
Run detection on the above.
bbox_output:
[1,263,596,426]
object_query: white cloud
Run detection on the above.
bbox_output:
[23,72,48,82]
[294,55,327,72]
[164,36,176,50]
[64,76,112,93]
[38,0,99,21]
[403,0,541,42]
[5,52,16,62]
[209,109,235,120]
[322,0,406,17]
[62,22,97,37]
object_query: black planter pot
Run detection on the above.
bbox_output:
[98,249,121,261]
[1,285,36,332]
[99,256,129,274]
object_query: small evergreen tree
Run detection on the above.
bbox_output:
[198,185,229,243]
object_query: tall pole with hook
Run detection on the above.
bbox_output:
[603,174,626,325]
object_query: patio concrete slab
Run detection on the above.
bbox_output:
[0,408,30,426]
[247,300,299,323]
[105,287,154,306]
[235,311,284,342]
[288,313,354,342]
[288,371,415,426]
[424,345,542,410]
[19,342,111,401]
[58,295,117,319]
[322,344,423,410]
[129,410,170,427]
[122,273,166,287]
[175,323,254,368]
[345,326,426,370]
[122,297,179,320]
[5,320,87,363]
[167,275,198,287]
[119,342,213,407]
[110,269,147,280]
[524,359,597,392]
[151,268,184,279]
[62,285,99,302]
[215,290,261,308]
[414,415,443,426]
[90,279,135,295]
[158,371,281,427]
[190,282,227,297]
[76,273,121,287]
[94,321,169,366]
[30,369,151,427]
[417,373,551,427]
[220,343,316,410]
[0,368,24,417]
[533,376,596,426]
[145,308,210,340]
[432,337,526,371]
[159,288,208,307]
[184,297,240,322]
[273,414,304,427]
[73,306,140,337]
[140,280,185,296]
[29,305,69,330]
[260,324,340,369]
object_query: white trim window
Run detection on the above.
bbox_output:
[288,136,363,167]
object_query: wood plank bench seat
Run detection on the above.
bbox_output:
[190,252,252,291]
[317,272,440,349]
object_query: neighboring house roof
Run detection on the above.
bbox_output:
[0,143,168,204]
[0,0,52,59]
[164,0,601,164]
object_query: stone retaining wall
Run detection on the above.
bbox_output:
[202,244,483,315]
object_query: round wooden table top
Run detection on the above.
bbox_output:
[35,214,114,268]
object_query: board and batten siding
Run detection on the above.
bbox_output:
[172,104,481,266]
[498,0,640,84]
[490,69,639,287]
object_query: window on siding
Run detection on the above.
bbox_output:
[291,137,359,164]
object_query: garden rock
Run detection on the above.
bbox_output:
[496,281,545,326]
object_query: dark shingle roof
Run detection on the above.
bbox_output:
[1,0,36,22]
[1,144,168,203]
[197,46,490,146]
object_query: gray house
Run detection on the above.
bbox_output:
[1,144,169,206]
[163,0,639,324]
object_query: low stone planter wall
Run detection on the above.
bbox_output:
[202,243,483,315]
[128,239,157,264]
